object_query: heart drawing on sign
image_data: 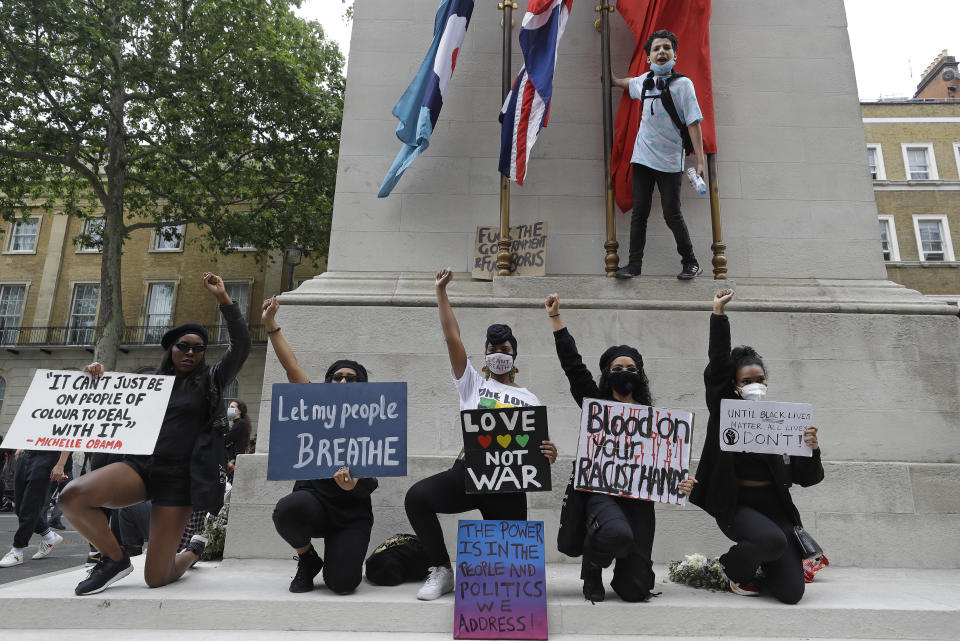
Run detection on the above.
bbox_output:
[497,435,512,448]
[515,434,530,448]
[477,435,493,449]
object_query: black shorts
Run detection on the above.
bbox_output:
[122,455,192,507]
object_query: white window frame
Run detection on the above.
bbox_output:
[227,239,257,252]
[877,215,900,262]
[6,217,41,254]
[901,143,939,180]
[77,217,105,253]
[912,214,954,262]
[66,281,101,345]
[0,282,29,345]
[866,144,886,180]
[953,143,960,180]
[151,224,185,252]
[142,280,179,343]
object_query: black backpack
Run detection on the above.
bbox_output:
[365,533,431,586]
[639,71,695,155]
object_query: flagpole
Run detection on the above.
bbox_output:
[596,0,619,277]
[707,154,727,279]
[497,2,518,277]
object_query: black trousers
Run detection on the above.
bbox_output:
[13,452,58,548]
[628,163,696,267]
[272,490,372,595]
[582,494,656,601]
[405,459,527,567]
[718,485,805,604]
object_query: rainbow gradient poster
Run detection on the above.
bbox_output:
[454,520,547,639]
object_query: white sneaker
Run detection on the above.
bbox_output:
[417,565,454,601]
[0,549,24,567]
[32,532,64,559]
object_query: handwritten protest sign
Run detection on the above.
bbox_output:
[472,222,547,280]
[4,369,173,454]
[267,382,407,480]
[719,399,814,457]
[460,406,551,494]
[454,520,547,640]
[575,398,694,505]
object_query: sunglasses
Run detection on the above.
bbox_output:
[331,374,358,382]
[610,365,639,373]
[174,342,207,354]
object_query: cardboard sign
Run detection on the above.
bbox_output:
[267,382,407,480]
[454,520,547,640]
[574,398,694,505]
[472,222,547,280]
[4,369,174,454]
[460,406,551,494]
[719,399,814,457]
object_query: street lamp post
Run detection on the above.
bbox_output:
[284,242,303,292]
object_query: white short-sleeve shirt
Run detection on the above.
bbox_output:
[628,72,703,173]
[453,360,541,410]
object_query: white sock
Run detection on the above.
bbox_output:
[11,547,24,556]
[42,531,58,543]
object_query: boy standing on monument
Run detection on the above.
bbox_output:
[612,29,705,280]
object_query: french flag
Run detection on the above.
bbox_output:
[379,0,475,198]
[498,0,573,186]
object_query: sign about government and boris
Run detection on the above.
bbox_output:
[472,222,547,280]
[719,399,814,457]
[267,382,407,480]
[460,406,551,494]
[574,398,694,506]
[4,369,174,454]
[454,520,547,640]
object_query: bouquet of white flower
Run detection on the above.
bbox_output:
[667,553,731,591]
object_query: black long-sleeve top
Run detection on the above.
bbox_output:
[688,314,824,527]
[553,327,603,405]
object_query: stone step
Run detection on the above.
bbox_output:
[0,559,956,639]
[0,633,938,641]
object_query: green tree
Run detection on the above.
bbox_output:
[0,0,344,368]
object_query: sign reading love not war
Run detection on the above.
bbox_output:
[575,398,694,506]
[4,369,174,454]
[472,222,547,280]
[454,520,547,640]
[267,382,407,480]
[460,406,551,494]
[719,399,814,457]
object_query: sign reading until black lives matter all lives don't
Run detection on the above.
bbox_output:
[460,406,551,494]
[472,222,547,280]
[575,398,694,505]
[4,369,174,454]
[719,399,814,457]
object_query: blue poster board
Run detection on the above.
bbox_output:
[267,382,407,480]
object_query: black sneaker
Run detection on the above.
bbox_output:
[75,553,133,595]
[678,262,701,280]
[289,547,323,593]
[187,534,207,567]
[615,264,642,279]
[85,551,101,568]
[581,563,605,603]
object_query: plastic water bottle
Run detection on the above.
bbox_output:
[686,167,707,195]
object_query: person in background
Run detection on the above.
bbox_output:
[0,448,69,567]
[224,400,250,466]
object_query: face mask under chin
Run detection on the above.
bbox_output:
[650,59,675,75]
[485,352,515,376]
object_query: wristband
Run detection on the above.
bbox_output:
[548,313,560,318]
[267,327,282,335]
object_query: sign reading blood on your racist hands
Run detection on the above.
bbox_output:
[4,369,174,454]
[575,398,694,505]
[460,406,551,494]
[719,399,814,457]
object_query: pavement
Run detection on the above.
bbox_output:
[0,512,89,585]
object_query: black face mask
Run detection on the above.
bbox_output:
[608,371,641,396]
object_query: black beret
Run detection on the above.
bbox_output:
[485,324,518,355]
[325,360,369,382]
[599,345,643,373]
[161,323,208,350]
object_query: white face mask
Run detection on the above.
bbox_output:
[485,352,515,376]
[227,407,238,419]
[738,383,767,402]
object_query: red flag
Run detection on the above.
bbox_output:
[611,0,716,212]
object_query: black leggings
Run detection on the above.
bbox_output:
[404,459,526,567]
[272,490,372,595]
[628,163,696,267]
[583,494,656,601]
[718,485,805,604]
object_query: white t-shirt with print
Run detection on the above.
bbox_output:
[453,359,541,411]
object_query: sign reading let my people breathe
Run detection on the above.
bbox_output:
[267,382,407,480]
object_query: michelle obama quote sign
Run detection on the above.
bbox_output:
[575,398,694,505]
[719,399,814,457]
[460,406,551,494]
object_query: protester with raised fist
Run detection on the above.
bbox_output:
[262,296,378,595]
[404,268,558,601]
[688,289,823,603]
[59,272,250,595]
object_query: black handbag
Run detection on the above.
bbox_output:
[557,462,588,557]
[365,533,430,586]
[793,526,824,560]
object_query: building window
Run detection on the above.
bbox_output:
[953,143,960,180]
[901,143,938,180]
[877,216,900,262]
[78,218,104,253]
[0,284,26,345]
[67,283,100,345]
[223,379,239,403]
[0,376,5,414]
[152,224,185,251]
[144,282,176,343]
[227,239,256,251]
[216,282,249,342]
[8,218,40,253]
[866,144,885,180]
[912,215,954,262]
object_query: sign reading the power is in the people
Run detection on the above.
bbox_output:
[460,406,551,494]
[575,398,694,505]
[4,369,174,454]
[719,399,814,457]
[267,382,407,480]
[454,520,547,640]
